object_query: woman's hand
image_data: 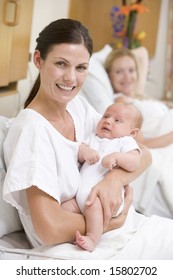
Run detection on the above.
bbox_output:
[86,145,151,230]
[85,171,124,229]
[104,185,133,232]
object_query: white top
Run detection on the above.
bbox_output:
[77,134,140,213]
[3,95,100,247]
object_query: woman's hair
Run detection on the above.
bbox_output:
[24,18,93,108]
[104,48,139,77]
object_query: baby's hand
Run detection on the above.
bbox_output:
[85,149,100,164]
[102,154,117,170]
[79,143,100,165]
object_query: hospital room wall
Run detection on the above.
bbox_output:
[0,0,170,117]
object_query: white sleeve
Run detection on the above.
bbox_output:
[119,136,141,154]
[3,123,80,215]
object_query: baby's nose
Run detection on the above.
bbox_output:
[105,117,113,124]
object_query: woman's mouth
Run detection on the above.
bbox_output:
[56,84,75,91]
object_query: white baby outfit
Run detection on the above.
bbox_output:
[77,134,141,215]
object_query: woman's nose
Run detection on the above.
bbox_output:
[64,68,76,82]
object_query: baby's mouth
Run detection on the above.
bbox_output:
[102,126,110,131]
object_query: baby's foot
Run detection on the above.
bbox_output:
[75,231,95,252]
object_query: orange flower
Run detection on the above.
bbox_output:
[130,4,150,13]
[116,31,126,37]
[120,5,131,15]
[110,1,149,49]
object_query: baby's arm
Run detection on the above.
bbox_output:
[102,150,141,172]
[78,143,100,165]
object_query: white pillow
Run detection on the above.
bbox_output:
[80,45,115,113]
[0,116,23,238]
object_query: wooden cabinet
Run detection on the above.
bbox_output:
[0,0,34,95]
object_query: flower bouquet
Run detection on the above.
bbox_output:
[110,0,149,49]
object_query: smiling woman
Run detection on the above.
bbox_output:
[31,43,90,110]
[2,18,173,260]
[4,18,138,248]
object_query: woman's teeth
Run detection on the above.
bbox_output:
[57,84,74,91]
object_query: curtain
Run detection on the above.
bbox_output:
[164,0,173,100]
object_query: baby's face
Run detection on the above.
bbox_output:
[96,104,135,139]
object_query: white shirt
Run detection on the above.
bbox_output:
[3,95,100,247]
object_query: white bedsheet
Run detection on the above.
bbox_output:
[1,206,173,260]
[131,107,173,216]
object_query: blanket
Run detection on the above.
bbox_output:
[132,106,173,215]
[1,206,173,260]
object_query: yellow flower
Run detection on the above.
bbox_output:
[116,42,123,48]
[136,31,146,40]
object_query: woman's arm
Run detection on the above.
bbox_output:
[86,144,151,229]
[26,184,133,246]
[26,186,86,245]
[136,131,173,149]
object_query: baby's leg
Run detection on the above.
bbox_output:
[76,196,103,252]
[61,198,81,214]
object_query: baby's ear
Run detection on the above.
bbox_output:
[130,128,140,138]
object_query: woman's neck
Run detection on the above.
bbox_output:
[27,95,76,141]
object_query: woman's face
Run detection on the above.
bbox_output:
[108,56,138,97]
[34,43,90,105]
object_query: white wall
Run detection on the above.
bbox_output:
[0,0,170,117]
[145,0,169,99]
[0,0,70,117]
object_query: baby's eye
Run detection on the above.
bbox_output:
[114,119,121,123]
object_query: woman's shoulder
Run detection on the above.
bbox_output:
[10,109,50,130]
[5,109,53,145]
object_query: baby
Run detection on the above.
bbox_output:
[63,103,143,252]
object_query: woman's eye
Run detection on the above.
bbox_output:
[77,65,88,72]
[56,61,66,67]
[129,68,135,73]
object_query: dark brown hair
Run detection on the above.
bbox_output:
[24,18,93,108]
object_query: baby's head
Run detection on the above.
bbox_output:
[96,102,143,139]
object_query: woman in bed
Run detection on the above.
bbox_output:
[2,19,173,259]
[104,48,173,149]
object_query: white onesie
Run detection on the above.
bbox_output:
[77,134,141,216]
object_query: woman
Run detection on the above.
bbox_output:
[3,19,173,259]
[105,48,173,149]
